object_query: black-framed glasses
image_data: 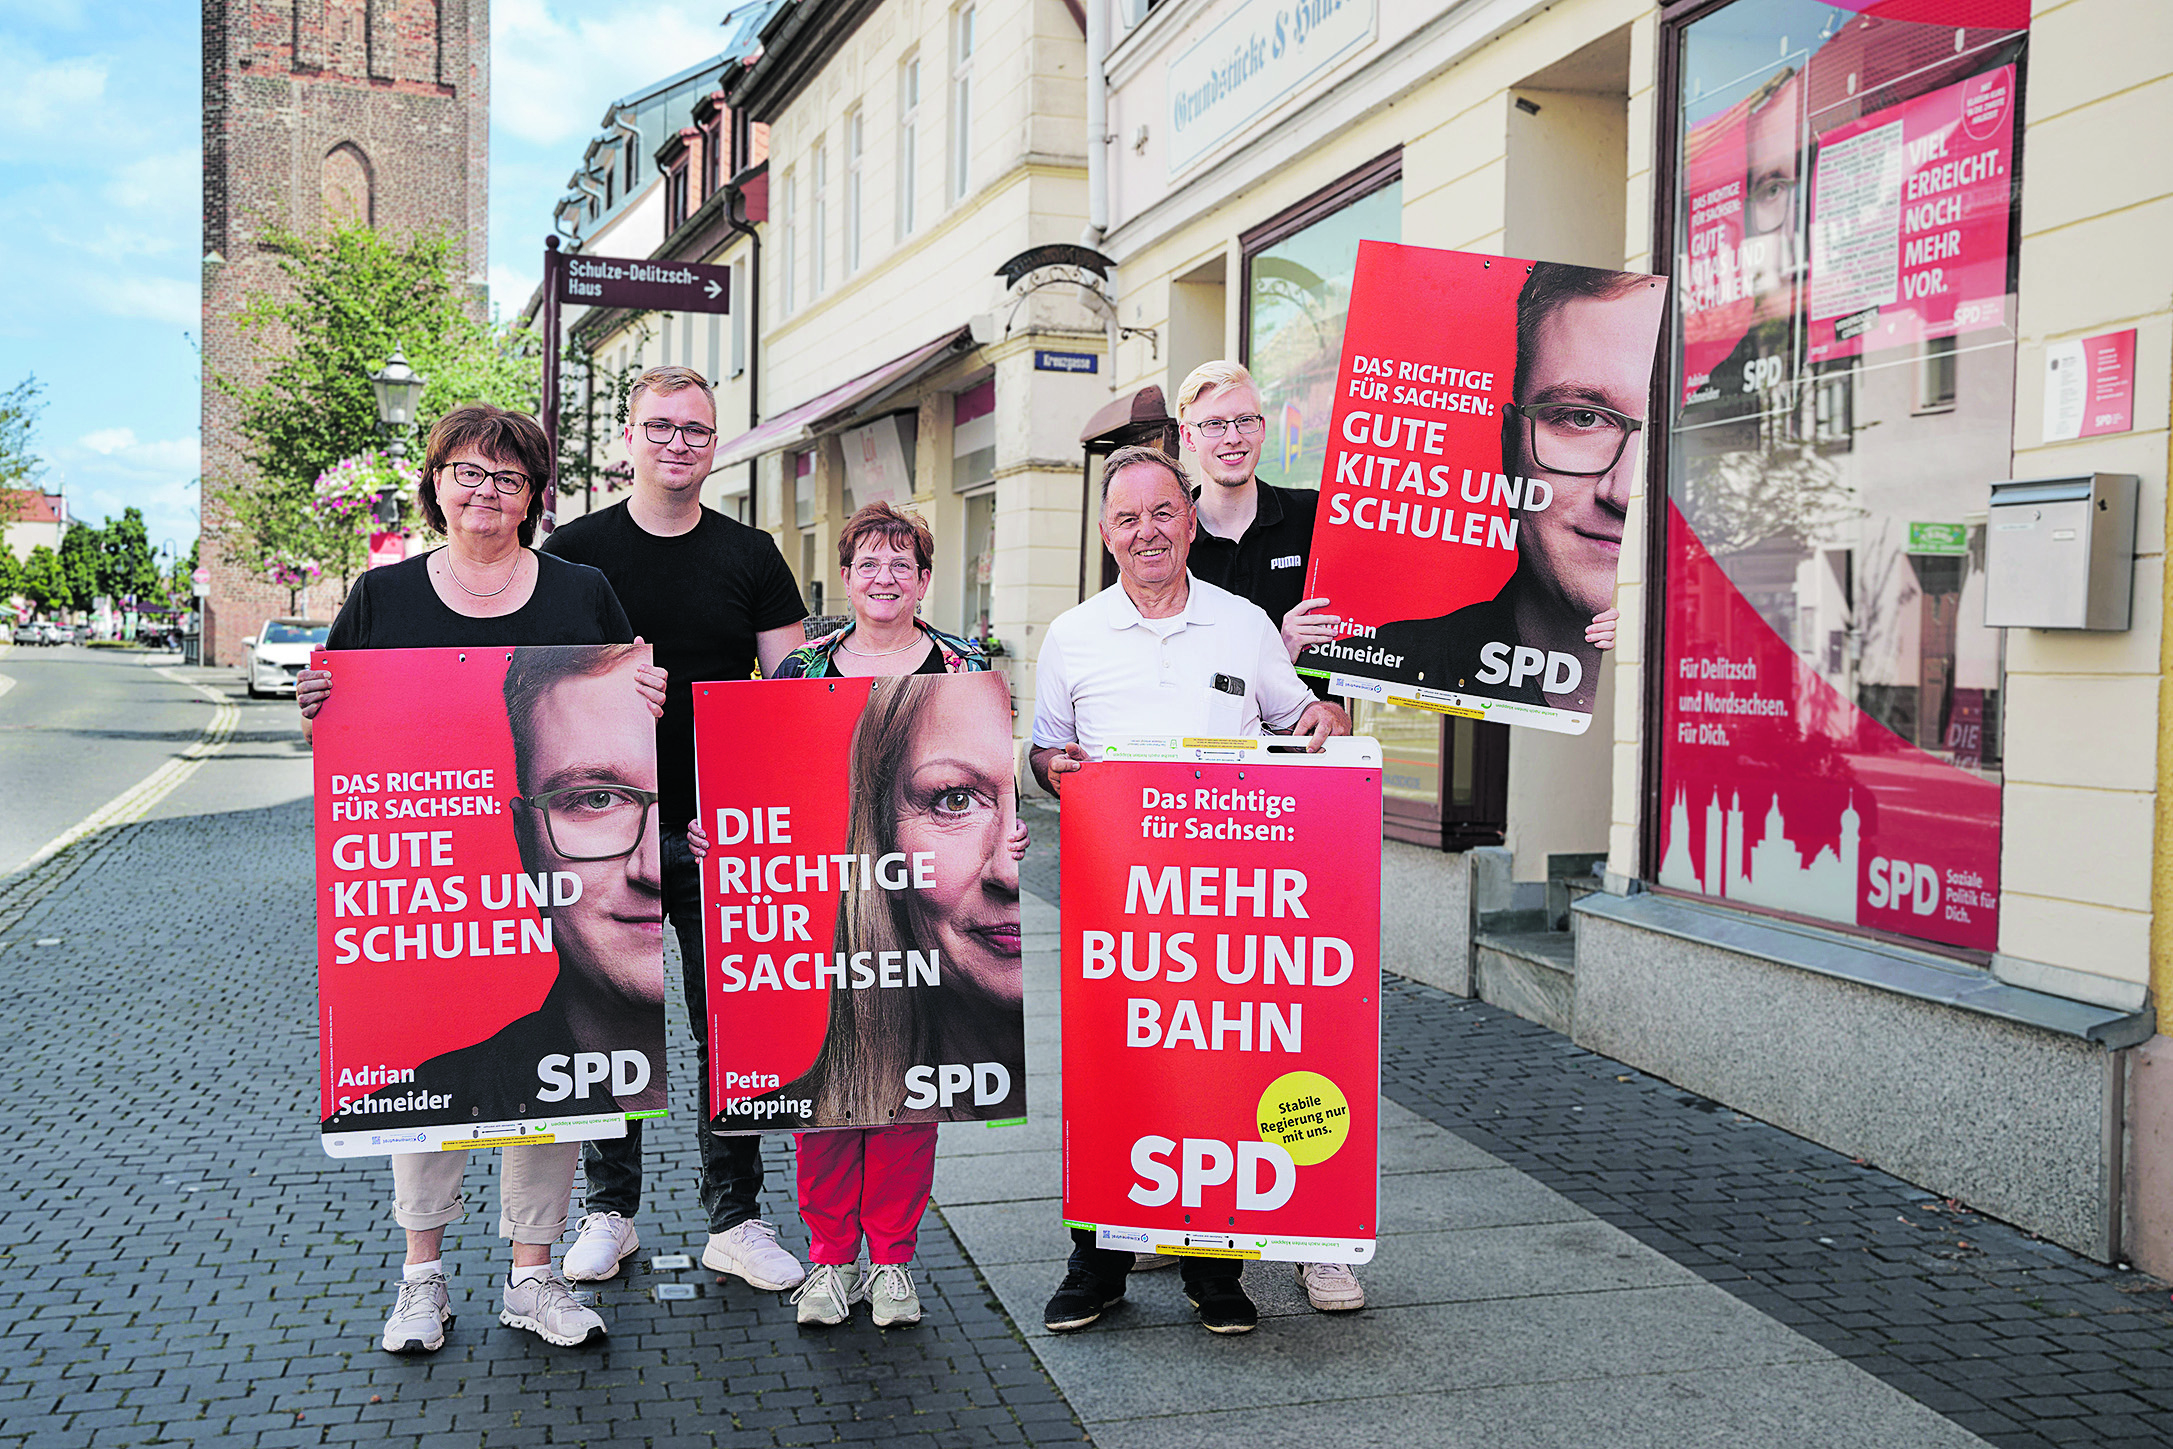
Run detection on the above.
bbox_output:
[641,419,717,446]
[1188,413,1266,440]
[443,461,533,496]
[1506,402,1644,478]
[516,784,659,861]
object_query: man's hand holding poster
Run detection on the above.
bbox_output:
[1061,740,1381,1263]
[1298,241,1667,735]
[693,672,1026,1133]
[316,645,668,1157]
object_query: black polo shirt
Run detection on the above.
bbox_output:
[1188,480,1326,696]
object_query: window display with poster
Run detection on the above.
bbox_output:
[1655,0,2028,954]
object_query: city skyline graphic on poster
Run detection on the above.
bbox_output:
[1658,787,1860,926]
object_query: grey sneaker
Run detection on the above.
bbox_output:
[499,1271,606,1347]
[381,1271,452,1354]
[866,1263,922,1328]
[703,1218,807,1290]
[789,1262,861,1326]
[563,1211,639,1282]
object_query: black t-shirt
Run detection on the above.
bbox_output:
[540,501,807,826]
[1189,481,1327,698]
[324,551,634,651]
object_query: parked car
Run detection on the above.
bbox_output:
[246,618,332,698]
[10,624,39,646]
[38,622,69,645]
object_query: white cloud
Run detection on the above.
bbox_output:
[0,46,106,144]
[491,0,730,149]
[44,434,202,548]
[79,426,135,454]
[87,274,196,327]
[488,261,545,323]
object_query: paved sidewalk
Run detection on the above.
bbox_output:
[931,890,1987,1449]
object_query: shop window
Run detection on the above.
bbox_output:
[962,488,996,643]
[1348,700,1507,849]
[1654,0,2027,956]
[952,379,995,492]
[793,449,815,528]
[1240,150,1401,494]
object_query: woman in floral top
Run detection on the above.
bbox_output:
[771,501,988,678]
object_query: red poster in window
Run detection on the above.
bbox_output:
[1297,241,1667,736]
[1806,64,2017,362]
[1654,509,2000,951]
[1060,744,1381,1264]
[315,644,665,1157]
[1678,76,1804,409]
[692,673,1025,1133]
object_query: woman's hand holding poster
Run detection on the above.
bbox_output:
[692,673,1025,1133]
[1298,241,1668,735]
[315,645,668,1157]
[1060,740,1382,1264]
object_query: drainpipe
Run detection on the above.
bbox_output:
[1080,0,1109,250]
[725,179,762,531]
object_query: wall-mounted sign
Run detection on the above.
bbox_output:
[1165,0,1376,176]
[1906,522,1969,555]
[2044,328,2136,442]
[1034,350,1099,373]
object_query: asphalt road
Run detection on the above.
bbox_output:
[0,643,303,877]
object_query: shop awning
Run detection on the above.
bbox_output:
[714,326,978,468]
[1079,384,1174,448]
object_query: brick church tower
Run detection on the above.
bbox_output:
[200,1,490,665]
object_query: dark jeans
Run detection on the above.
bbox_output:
[1068,1227,1240,1291]
[583,830,765,1232]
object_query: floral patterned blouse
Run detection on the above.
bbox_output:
[769,619,989,678]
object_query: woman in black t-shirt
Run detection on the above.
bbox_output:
[297,404,659,1357]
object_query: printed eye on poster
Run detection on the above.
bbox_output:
[1061,738,1382,1264]
[316,645,668,1157]
[693,673,1025,1134]
[1297,241,1668,735]
[1657,1,2029,956]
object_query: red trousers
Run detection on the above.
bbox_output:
[795,1124,939,1266]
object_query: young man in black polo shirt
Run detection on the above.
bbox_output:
[1174,360,1365,1312]
[541,365,813,1293]
[1177,361,1340,686]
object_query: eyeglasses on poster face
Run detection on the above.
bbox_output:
[517,784,660,861]
[1506,402,1645,477]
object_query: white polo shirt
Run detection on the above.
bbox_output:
[1032,573,1314,751]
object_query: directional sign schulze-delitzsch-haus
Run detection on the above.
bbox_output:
[557,254,732,313]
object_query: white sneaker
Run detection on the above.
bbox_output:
[1298,1261,1366,1311]
[381,1271,452,1354]
[866,1263,922,1328]
[563,1211,639,1282]
[702,1219,807,1290]
[789,1262,860,1326]
[499,1271,606,1347]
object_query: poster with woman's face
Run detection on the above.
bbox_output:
[692,672,1025,1132]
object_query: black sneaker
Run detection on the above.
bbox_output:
[1186,1277,1258,1334]
[1043,1269,1126,1332]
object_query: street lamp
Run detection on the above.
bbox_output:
[368,348,427,459]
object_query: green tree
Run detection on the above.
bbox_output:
[99,507,161,604]
[211,222,539,594]
[0,545,19,604]
[161,537,199,610]
[18,545,65,615]
[57,521,103,611]
[0,375,44,524]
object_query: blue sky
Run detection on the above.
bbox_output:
[0,0,739,556]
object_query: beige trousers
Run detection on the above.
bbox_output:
[389,1142,579,1245]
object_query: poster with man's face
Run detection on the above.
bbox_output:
[314,645,667,1157]
[1297,241,1668,735]
[692,673,1026,1133]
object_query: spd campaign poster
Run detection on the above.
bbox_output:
[1297,241,1667,736]
[1062,738,1382,1264]
[315,644,667,1157]
[692,671,1025,1134]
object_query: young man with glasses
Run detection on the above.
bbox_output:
[1176,362,1342,679]
[540,366,812,1293]
[1368,264,1659,718]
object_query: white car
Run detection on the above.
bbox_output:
[246,618,331,698]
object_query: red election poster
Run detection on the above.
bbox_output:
[315,644,667,1157]
[1806,64,2017,362]
[1062,738,1382,1264]
[692,672,1026,1134]
[1298,241,1668,736]
[1678,73,1805,410]
[1654,510,2001,952]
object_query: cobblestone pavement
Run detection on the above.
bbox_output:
[1382,982,2173,1449]
[0,754,1087,1447]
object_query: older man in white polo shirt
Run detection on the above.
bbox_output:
[1031,446,1345,798]
[1030,445,1354,1337]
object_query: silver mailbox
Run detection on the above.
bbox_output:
[1983,472,2137,631]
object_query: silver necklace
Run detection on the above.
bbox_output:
[840,629,927,657]
[443,549,523,599]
